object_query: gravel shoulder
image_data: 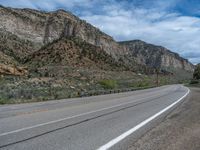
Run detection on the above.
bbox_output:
[129,87,200,150]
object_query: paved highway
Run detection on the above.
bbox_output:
[0,85,189,150]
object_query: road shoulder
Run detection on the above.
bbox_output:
[129,87,200,150]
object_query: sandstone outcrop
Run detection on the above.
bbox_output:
[0,5,194,73]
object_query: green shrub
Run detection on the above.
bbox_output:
[99,80,118,89]
[137,81,149,87]
[130,80,150,88]
[190,79,199,84]
[193,64,200,79]
[0,99,6,105]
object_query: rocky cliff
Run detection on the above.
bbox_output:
[0,5,125,59]
[0,5,194,74]
[119,40,194,72]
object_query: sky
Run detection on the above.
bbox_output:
[0,0,200,64]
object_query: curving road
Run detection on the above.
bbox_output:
[0,85,189,150]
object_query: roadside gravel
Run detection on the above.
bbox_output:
[129,87,200,150]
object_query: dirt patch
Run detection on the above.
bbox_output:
[129,87,200,150]
[0,64,27,76]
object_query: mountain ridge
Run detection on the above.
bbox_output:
[119,40,193,71]
[0,5,194,74]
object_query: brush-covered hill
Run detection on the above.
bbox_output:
[25,37,128,71]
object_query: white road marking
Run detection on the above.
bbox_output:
[0,90,169,137]
[98,87,190,150]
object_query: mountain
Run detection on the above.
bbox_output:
[25,37,127,71]
[0,5,195,103]
[0,5,194,74]
[119,40,194,72]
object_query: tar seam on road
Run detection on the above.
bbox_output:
[0,88,178,137]
[0,90,180,148]
[97,87,190,150]
[0,86,184,148]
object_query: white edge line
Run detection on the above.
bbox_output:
[0,90,166,137]
[97,87,190,150]
[0,86,185,137]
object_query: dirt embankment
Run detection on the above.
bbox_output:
[0,64,27,76]
[129,87,200,150]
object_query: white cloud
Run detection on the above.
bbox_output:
[0,0,200,64]
[81,2,200,64]
[0,0,37,9]
[0,0,94,10]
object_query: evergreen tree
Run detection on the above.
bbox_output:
[193,64,200,79]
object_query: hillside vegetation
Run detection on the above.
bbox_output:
[0,5,194,104]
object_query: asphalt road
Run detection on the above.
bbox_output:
[0,85,189,150]
[129,87,200,150]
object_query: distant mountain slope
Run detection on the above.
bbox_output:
[119,40,194,72]
[0,5,194,74]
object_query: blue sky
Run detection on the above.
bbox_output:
[0,0,200,64]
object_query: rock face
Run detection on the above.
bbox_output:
[0,6,125,59]
[0,5,194,73]
[119,40,194,72]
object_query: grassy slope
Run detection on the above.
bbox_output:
[0,38,193,104]
[0,71,185,104]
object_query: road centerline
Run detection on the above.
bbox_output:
[0,88,177,137]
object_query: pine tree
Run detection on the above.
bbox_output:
[193,64,200,79]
